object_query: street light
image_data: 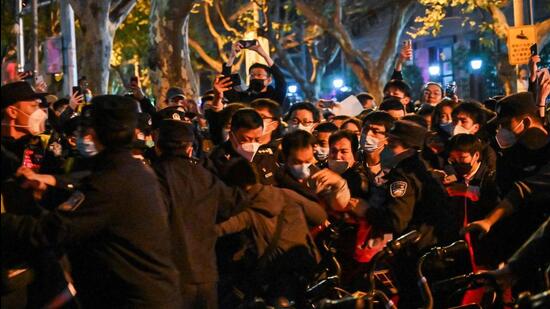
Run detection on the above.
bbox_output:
[428,65,440,76]
[288,84,298,94]
[340,86,351,92]
[332,78,344,89]
[470,59,483,71]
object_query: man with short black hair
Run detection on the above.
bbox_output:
[250,98,282,146]
[285,102,321,133]
[209,108,279,185]
[358,120,455,307]
[445,134,499,270]
[222,42,287,105]
[276,130,350,211]
[359,111,395,178]
[383,80,414,113]
[313,122,338,168]
[468,92,550,265]
[450,101,497,170]
[3,95,182,308]
[379,96,406,119]
[420,82,444,107]
[356,92,376,111]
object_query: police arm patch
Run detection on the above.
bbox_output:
[58,191,85,212]
[390,181,408,198]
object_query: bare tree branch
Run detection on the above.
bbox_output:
[536,18,550,48]
[203,2,228,63]
[214,0,241,37]
[487,4,509,40]
[110,0,136,26]
[376,1,414,73]
[189,37,223,72]
[334,0,342,26]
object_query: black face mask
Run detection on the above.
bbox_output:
[452,162,473,176]
[249,79,265,93]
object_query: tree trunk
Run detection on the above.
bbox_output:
[296,0,414,103]
[70,0,136,94]
[149,0,197,108]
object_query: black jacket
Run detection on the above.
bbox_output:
[367,150,455,249]
[2,148,181,308]
[216,184,327,266]
[209,140,279,185]
[152,155,248,285]
[222,63,287,106]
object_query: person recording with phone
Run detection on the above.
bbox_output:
[221,40,287,106]
[125,76,157,118]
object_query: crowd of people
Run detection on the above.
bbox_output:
[1,40,549,309]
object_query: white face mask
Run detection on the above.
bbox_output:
[290,122,314,133]
[298,123,314,133]
[236,141,261,162]
[327,159,349,174]
[314,146,330,161]
[262,119,272,132]
[222,129,230,142]
[363,135,385,153]
[11,107,48,135]
[452,124,471,136]
[289,163,312,180]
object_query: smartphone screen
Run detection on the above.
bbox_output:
[238,40,257,48]
[530,43,538,56]
[72,86,81,95]
[35,75,44,85]
[228,73,241,86]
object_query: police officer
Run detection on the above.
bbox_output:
[1,81,73,308]
[209,108,279,185]
[362,120,455,307]
[365,120,455,246]
[2,95,182,308]
[153,119,249,309]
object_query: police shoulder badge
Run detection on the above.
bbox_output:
[390,181,407,198]
[58,191,85,212]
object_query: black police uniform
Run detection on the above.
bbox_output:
[2,148,182,308]
[366,149,455,307]
[367,149,455,248]
[209,140,279,185]
[153,154,248,308]
[1,138,70,309]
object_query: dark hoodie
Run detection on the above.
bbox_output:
[216,184,326,265]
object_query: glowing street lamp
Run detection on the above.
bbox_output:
[470,59,483,71]
[288,84,298,94]
[332,78,344,89]
[428,65,440,76]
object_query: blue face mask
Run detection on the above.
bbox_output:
[77,137,98,158]
[439,122,453,135]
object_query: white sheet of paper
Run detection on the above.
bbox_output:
[332,95,364,116]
